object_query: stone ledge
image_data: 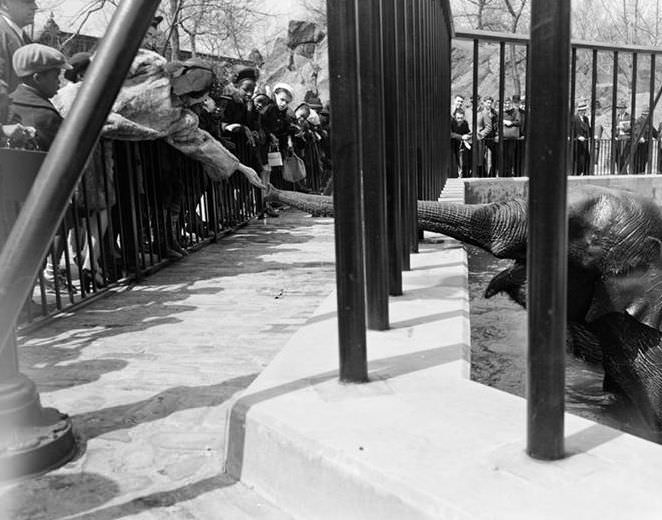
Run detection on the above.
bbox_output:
[224,237,662,520]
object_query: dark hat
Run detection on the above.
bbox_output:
[252,92,270,105]
[303,90,323,109]
[511,94,521,103]
[64,51,91,82]
[295,102,310,113]
[13,43,72,77]
[151,15,163,28]
[235,67,258,84]
[616,98,627,109]
[167,58,214,96]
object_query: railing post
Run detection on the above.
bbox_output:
[327,0,368,382]
[526,0,570,460]
[359,0,389,331]
[382,0,404,296]
[0,0,161,479]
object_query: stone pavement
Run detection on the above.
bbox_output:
[0,208,337,520]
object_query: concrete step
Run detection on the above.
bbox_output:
[225,235,662,520]
[439,178,465,203]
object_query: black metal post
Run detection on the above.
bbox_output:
[359,0,389,331]
[611,51,619,175]
[498,41,506,176]
[628,52,638,175]
[569,48,577,175]
[648,54,656,174]
[526,0,570,461]
[382,0,403,296]
[472,39,479,176]
[327,0,368,382]
[589,49,598,175]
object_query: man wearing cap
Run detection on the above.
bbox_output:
[0,0,37,122]
[632,105,658,174]
[7,42,71,150]
[571,100,591,175]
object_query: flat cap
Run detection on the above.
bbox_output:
[13,43,72,77]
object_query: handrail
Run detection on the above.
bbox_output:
[0,0,160,354]
[455,28,662,54]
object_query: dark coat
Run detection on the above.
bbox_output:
[217,94,263,170]
[501,107,521,139]
[450,118,470,141]
[0,15,30,122]
[572,114,591,140]
[7,83,62,151]
[633,114,658,142]
[476,108,497,139]
[261,103,295,153]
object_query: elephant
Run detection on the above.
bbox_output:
[266,184,662,435]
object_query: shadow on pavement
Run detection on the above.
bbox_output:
[74,373,258,440]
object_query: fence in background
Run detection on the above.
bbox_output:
[453,29,662,178]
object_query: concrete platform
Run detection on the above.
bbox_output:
[225,234,662,520]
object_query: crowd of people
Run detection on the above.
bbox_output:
[451,93,662,178]
[0,0,331,299]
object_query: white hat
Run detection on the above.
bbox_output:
[273,82,294,99]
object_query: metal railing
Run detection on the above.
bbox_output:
[453,27,662,177]
[327,0,450,378]
[7,139,262,331]
[326,0,580,461]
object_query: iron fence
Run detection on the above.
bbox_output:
[453,29,662,178]
[5,139,263,331]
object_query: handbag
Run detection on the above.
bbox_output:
[267,143,283,167]
[282,150,307,183]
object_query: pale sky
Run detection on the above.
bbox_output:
[34,0,308,45]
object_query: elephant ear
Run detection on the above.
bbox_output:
[484,261,527,307]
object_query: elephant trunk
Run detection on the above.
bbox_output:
[266,186,335,217]
[417,199,528,259]
[267,187,528,259]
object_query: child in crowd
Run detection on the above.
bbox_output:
[260,82,296,207]
[6,43,71,150]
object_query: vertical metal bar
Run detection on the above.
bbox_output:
[408,0,418,253]
[611,51,618,175]
[590,49,598,175]
[569,47,577,175]
[648,54,656,174]
[472,39,479,176]
[629,52,638,175]
[327,0,368,383]
[498,41,506,176]
[359,0,389,330]
[396,0,411,269]
[382,0,403,296]
[526,0,570,461]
